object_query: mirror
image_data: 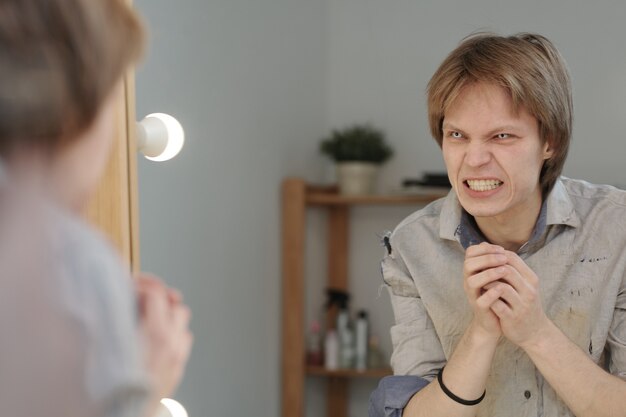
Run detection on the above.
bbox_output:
[133,1,626,416]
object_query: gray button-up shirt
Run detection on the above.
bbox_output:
[371,177,626,417]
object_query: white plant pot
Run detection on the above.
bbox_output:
[336,162,379,195]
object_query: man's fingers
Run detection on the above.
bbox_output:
[135,272,184,310]
[172,304,192,330]
[139,285,170,320]
[490,299,511,317]
[504,251,539,286]
[466,266,507,293]
[134,272,162,284]
[464,251,508,280]
[477,281,519,317]
[135,274,166,296]
[167,288,183,305]
[475,285,503,309]
[465,242,505,258]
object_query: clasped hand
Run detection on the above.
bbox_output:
[135,273,193,403]
[463,242,549,348]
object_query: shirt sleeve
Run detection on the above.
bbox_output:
[382,238,446,378]
[57,217,151,417]
[369,234,446,416]
[607,279,626,379]
[368,375,430,417]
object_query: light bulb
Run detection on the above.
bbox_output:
[159,398,188,417]
[136,113,185,161]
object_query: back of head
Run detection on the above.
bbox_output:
[0,0,145,158]
[427,32,573,195]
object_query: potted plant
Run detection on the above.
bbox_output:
[320,124,393,195]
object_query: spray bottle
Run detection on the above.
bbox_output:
[324,289,353,368]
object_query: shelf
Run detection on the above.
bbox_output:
[281,178,443,417]
[306,191,448,206]
[306,366,392,378]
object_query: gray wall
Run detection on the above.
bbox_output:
[327,0,626,191]
[134,1,327,416]
[134,1,626,416]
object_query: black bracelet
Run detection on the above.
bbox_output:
[437,367,486,406]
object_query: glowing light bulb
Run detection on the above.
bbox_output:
[136,113,185,161]
[160,398,188,417]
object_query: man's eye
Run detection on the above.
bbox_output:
[450,131,463,138]
[496,133,510,139]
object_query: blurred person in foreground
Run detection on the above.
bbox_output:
[0,1,192,416]
[369,33,626,417]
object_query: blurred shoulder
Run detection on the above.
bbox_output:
[45,204,134,303]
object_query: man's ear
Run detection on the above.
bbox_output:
[542,140,555,160]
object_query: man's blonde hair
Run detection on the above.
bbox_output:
[427,33,572,195]
[0,0,145,156]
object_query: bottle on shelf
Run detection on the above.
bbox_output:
[339,320,355,369]
[306,320,323,366]
[280,178,444,417]
[324,329,339,370]
[324,288,355,369]
[329,289,356,369]
[355,310,369,371]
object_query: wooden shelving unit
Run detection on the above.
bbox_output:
[306,366,392,379]
[281,177,446,417]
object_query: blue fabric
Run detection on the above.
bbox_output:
[368,375,430,417]
[456,198,548,250]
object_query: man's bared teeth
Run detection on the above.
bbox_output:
[466,179,502,192]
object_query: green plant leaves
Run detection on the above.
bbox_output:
[319,124,393,164]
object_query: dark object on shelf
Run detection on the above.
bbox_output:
[325,288,350,310]
[403,172,451,188]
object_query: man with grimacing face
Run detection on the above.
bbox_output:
[370,33,626,417]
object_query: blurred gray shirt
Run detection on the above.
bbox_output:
[0,179,150,417]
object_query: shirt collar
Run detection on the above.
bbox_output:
[545,177,580,228]
[439,177,580,250]
[439,188,463,242]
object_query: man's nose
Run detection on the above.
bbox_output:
[464,141,492,167]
